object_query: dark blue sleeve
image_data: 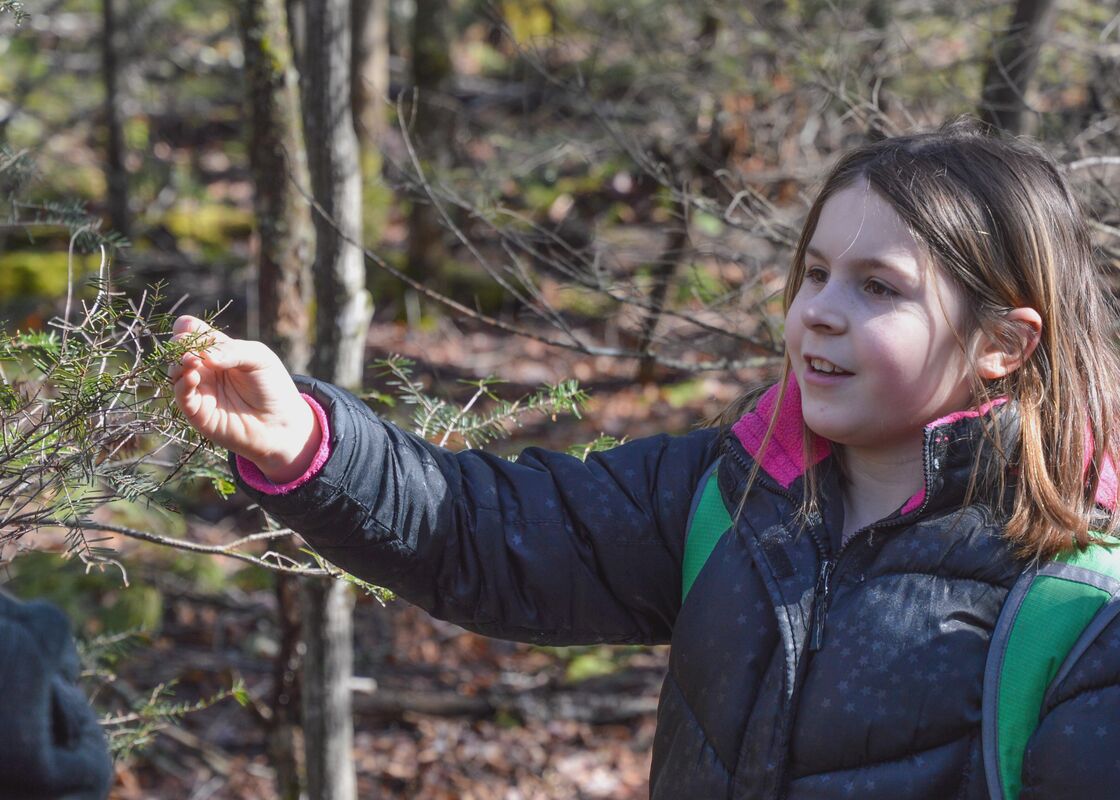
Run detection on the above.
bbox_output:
[1019,612,1120,799]
[231,376,722,645]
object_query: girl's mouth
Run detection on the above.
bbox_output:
[807,356,853,375]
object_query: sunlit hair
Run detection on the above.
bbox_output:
[717,118,1120,561]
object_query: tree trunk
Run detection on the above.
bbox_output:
[352,0,390,144]
[241,0,314,375]
[299,2,368,798]
[634,11,718,382]
[978,0,1058,134]
[239,3,314,797]
[300,578,356,800]
[864,0,893,140]
[405,0,455,293]
[284,0,306,80]
[304,0,371,388]
[101,0,130,240]
[267,567,305,800]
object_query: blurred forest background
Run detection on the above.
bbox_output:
[1,0,1118,797]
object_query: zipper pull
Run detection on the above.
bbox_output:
[810,557,835,652]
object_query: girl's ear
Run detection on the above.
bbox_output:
[974,307,1043,380]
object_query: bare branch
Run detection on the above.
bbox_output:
[36,518,331,576]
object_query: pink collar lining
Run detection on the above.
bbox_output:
[730,378,828,490]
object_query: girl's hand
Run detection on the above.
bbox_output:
[168,315,321,484]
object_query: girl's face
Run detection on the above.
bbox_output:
[785,183,976,457]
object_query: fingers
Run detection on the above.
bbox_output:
[171,315,198,335]
[170,315,235,378]
[197,337,271,372]
[170,316,272,371]
[172,315,226,339]
[173,364,204,417]
[171,316,229,356]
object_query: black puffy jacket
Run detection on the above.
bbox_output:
[233,376,1120,798]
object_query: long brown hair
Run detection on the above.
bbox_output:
[722,119,1120,561]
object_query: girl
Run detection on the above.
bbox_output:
[170,120,1120,798]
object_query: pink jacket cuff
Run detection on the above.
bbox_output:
[234,393,332,495]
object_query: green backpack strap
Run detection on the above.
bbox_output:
[983,537,1120,800]
[682,457,732,603]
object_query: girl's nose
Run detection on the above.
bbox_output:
[800,287,847,334]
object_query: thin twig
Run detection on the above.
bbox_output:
[35,518,331,576]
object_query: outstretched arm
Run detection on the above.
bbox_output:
[170,316,722,645]
[234,377,720,645]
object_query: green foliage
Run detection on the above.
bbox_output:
[675,263,731,306]
[8,552,163,633]
[0,251,102,298]
[662,378,708,409]
[362,149,395,244]
[692,211,724,238]
[0,1,27,25]
[534,643,647,683]
[304,549,395,605]
[102,675,248,759]
[500,0,554,45]
[564,649,618,682]
[73,628,248,759]
[0,274,230,566]
[2,148,130,254]
[0,147,36,200]
[160,203,254,256]
[370,355,590,449]
[566,434,623,460]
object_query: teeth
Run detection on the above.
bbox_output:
[810,358,847,374]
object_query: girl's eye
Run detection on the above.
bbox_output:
[805,266,827,284]
[865,280,896,297]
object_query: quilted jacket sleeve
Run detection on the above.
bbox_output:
[1018,611,1120,798]
[230,376,721,646]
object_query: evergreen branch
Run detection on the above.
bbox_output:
[0,2,28,25]
[369,357,591,449]
[567,434,626,461]
[99,678,250,759]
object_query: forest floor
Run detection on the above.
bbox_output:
[105,315,773,799]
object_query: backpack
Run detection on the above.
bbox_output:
[681,457,1120,800]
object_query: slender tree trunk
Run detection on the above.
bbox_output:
[352,0,390,144]
[239,3,314,797]
[242,0,314,375]
[864,0,893,140]
[300,2,368,798]
[635,200,689,383]
[285,0,306,80]
[304,0,371,388]
[101,0,130,240]
[300,578,356,800]
[406,0,455,292]
[978,0,1058,134]
[635,12,718,382]
[270,571,304,800]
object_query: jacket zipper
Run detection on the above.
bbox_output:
[807,424,937,651]
[726,426,938,653]
[723,425,941,797]
[809,557,835,650]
